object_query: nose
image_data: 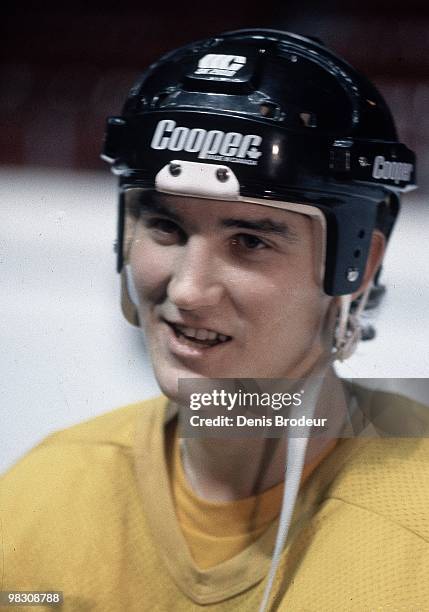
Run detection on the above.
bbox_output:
[167,237,225,311]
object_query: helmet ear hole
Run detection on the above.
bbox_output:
[376,193,400,241]
[259,102,277,118]
[299,112,317,127]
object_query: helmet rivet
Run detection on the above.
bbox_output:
[347,267,360,282]
[109,117,126,126]
[290,54,298,63]
[169,162,181,177]
[358,156,370,167]
[216,168,230,182]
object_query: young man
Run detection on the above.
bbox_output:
[1,29,428,611]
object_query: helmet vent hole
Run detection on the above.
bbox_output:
[153,92,170,108]
[354,249,361,258]
[299,112,317,127]
[259,102,277,118]
[358,229,365,239]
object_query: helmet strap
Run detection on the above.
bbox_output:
[335,283,372,361]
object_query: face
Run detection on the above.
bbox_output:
[128,192,333,401]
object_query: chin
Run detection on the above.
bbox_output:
[152,361,203,405]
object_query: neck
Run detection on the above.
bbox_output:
[178,368,349,502]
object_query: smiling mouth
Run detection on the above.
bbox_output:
[165,321,232,348]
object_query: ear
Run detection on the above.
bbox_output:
[352,229,386,300]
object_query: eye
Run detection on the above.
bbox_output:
[143,217,185,244]
[231,234,269,251]
[147,218,177,232]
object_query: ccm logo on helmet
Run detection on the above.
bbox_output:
[195,54,247,77]
[372,155,413,182]
[150,119,263,163]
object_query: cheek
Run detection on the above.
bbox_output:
[245,264,329,338]
[129,239,173,303]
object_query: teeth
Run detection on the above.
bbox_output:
[183,327,197,338]
[173,323,229,342]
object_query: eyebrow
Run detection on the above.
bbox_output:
[137,196,299,242]
[137,196,184,224]
[221,218,299,241]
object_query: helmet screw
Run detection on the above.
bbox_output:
[169,162,181,176]
[109,117,126,126]
[216,168,230,182]
[358,156,370,167]
[347,267,360,282]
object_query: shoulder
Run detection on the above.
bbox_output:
[280,429,429,609]
[0,396,169,595]
[0,395,168,503]
[41,394,168,448]
[326,386,429,541]
[282,392,429,609]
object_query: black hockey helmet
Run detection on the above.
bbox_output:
[102,28,416,297]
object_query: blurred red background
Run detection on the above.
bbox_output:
[2,1,428,187]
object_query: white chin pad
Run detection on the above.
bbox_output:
[155,160,240,199]
[124,264,140,307]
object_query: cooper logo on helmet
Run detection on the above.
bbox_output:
[150,119,263,165]
[195,54,247,77]
[372,155,413,183]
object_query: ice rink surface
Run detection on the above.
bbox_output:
[1,166,429,471]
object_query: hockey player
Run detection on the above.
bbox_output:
[1,29,428,611]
